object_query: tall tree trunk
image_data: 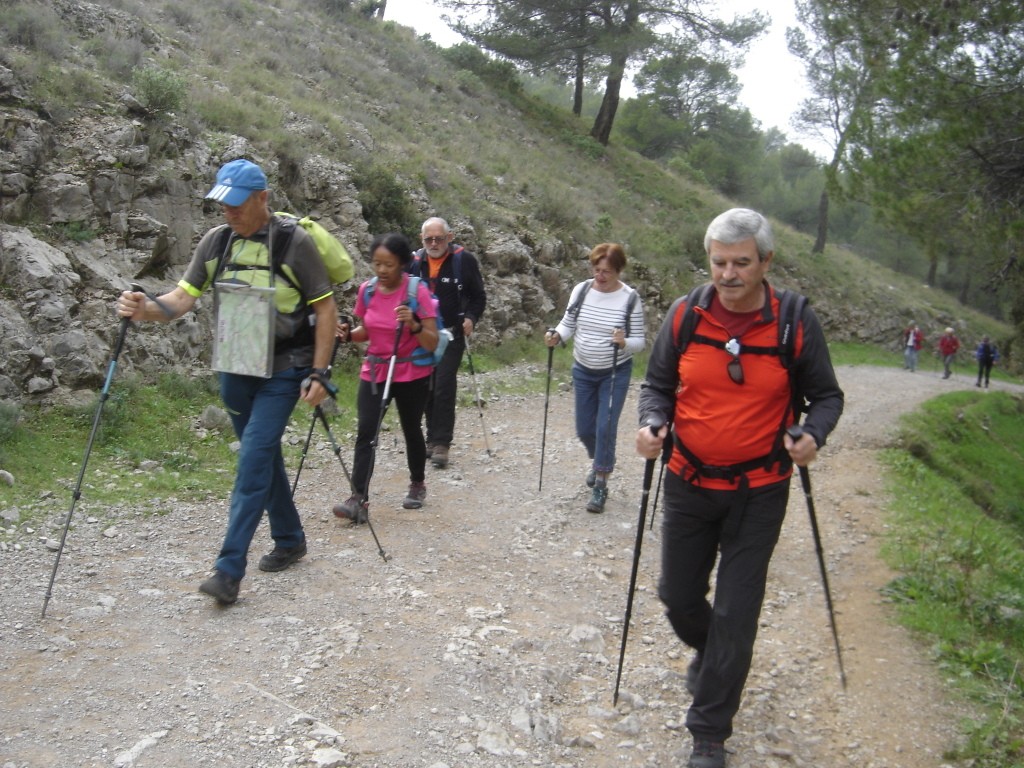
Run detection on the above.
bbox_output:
[590,54,626,145]
[375,0,387,19]
[573,50,584,117]
[926,251,938,286]
[812,186,829,254]
[958,271,970,305]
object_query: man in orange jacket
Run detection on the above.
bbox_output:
[637,208,844,768]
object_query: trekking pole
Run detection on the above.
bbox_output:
[613,413,666,705]
[603,335,620,465]
[786,425,847,689]
[538,330,556,492]
[41,284,171,618]
[42,317,132,617]
[647,425,673,531]
[462,334,493,457]
[292,331,345,497]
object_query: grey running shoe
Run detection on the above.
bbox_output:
[586,484,608,513]
[402,481,427,510]
[431,445,449,468]
[333,494,368,523]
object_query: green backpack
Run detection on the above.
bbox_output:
[273,211,354,286]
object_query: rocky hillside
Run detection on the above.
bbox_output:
[0,0,1008,405]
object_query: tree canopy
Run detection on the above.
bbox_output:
[438,0,765,144]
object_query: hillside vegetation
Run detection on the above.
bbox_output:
[0,0,1016,354]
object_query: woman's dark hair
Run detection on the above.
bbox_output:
[369,233,414,266]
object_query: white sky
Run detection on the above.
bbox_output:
[383,0,820,153]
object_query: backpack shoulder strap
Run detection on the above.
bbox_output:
[774,288,807,370]
[406,274,420,310]
[674,283,714,355]
[623,288,640,336]
[362,276,380,307]
[567,279,594,320]
[410,249,426,278]
[450,246,464,288]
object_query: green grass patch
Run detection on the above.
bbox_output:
[881,390,1024,766]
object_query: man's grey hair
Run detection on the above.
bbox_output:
[704,208,773,261]
[421,217,451,234]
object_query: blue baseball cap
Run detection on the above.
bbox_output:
[205,159,267,206]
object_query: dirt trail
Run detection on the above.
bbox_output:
[1,364,1019,768]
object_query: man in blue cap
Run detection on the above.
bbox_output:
[116,159,338,605]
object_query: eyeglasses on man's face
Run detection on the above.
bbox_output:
[725,337,744,384]
[422,235,448,245]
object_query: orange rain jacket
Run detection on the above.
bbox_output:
[639,282,844,491]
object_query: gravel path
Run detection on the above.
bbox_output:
[1,364,1020,768]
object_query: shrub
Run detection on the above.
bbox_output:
[131,66,188,117]
[351,160,419,236]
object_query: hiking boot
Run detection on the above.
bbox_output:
[431,445,449,469]
[402,481,427,510]
[425,443,435,459]
[586,483,608,513]
[258,540,307,572]
[585,468,596,488]
[685,650,703,695]
[688,739,726,768]
[198,570,240,605]
[333,494,368,524]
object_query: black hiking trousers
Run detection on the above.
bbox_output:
[424,334,465,448]
[658,471,790,743]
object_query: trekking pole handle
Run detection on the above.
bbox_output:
[644,413,666,435]
[129,282,173,319]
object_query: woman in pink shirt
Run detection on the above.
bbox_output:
[334,233,439,520]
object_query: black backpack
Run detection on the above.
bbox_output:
[674,283,805,372]
[670,283,808,486]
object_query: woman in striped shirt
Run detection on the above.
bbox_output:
[546,243,646,513]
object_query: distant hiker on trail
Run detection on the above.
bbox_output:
[115,159,338,606]
[409,217,487,469]
[938,327,960,379]
[333,233,439,523]
[636,208,844,768]
[546,242,645,514]
[903,323,924,371]
[975,335,999,388]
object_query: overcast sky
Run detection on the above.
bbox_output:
[382,0,822,155]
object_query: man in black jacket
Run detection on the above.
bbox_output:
[411,217,487,468]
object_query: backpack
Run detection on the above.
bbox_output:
[673,283,805,372]
[410,246,464,326]
[272,212,354,287]
[670,283,808,484]
[565,279,641,335]
[210,213,354,292]
[362,275,452,366]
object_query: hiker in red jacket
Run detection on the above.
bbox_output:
[637,208,844,768]
[938,327,960,379]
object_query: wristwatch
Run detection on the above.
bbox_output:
[311,367,331,379]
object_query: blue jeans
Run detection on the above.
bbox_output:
[215,367,307,580]
[904,346,918,371]
[572,358,633,474]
